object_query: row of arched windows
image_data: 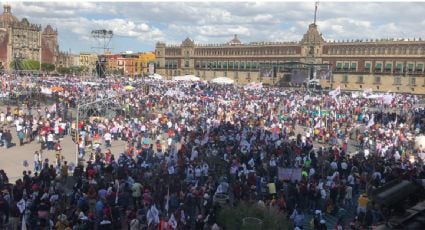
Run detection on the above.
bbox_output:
[189,47,299,56]
[328,46,425,55]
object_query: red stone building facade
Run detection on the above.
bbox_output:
[0,5,58,71]
[41,25,58,65]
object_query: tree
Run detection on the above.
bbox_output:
[69,66,83,75]
[41,63,55,72]
[21,59,40,70]
[9,60,23,70]
[217,202,289,230]
[57,66,70,74]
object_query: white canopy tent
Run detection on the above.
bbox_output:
[172,75,200,81]
[148,73,163,80]
[211,77,234,84]
[244,82,263,90]
[82,81,101,86]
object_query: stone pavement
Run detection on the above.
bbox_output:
[0,123,362,184]
[0,126,129,182]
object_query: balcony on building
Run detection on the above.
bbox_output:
[374,63,383,74]
[414,64,423,75]
[384,64,392,74]
[350,63,357,72]
[362,63,372,74]
[334,63,343,73]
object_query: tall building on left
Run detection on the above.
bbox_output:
[0,4,58,71]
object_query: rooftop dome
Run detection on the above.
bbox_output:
[0,5,18,25]
[228,34,241,45]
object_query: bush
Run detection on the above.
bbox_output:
[217,202,289,230]
[41,63,55,72]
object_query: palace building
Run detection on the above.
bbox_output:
[0,4,58,71]
[155,23,425,94]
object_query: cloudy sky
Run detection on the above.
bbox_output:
[5,1,425,54]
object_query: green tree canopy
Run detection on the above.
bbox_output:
[9,59,41,71]
[41,63,55,72]
[217,202,289,230]
[9,60,23,70]
[21,59,40,70]
[57,66,70,74]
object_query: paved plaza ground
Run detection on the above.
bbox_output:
[0,99,365,183]
[1,124,360,183]
[1,126,129,182]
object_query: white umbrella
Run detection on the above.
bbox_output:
[211,77,234,84]
[172,75,200,81]
[148,73,163,80]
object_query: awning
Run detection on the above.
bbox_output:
[385,63,392,69]
[396,63,402,69]
[211,77,234,84]
[417,64,423,70]
[375,63,382,68]
[365,63,371,68]
[336,63,342,68]
[351,63,357,69]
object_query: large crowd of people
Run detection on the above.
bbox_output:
[0,74,425,230]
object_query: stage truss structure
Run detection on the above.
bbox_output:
[74,86,147,163]
[91,29,114,77]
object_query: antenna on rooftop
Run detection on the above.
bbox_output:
[314,1,319,25]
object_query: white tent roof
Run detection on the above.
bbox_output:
[244,82,263,90]
[82,81,101,86]
[148,73,163,80]
[211,77,234,84]
[172,75,200,81]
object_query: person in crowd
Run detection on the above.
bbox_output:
[0,75,424,230]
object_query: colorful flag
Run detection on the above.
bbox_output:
[329,86,341,98]
[168,213,178,229]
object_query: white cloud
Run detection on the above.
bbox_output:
[3,2,425,53]
[138,23,150,32]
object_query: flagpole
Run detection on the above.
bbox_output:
[166,185,170,218]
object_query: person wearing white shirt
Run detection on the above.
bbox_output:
[190,148,198,162]
[47,133,55,150]
[344,185,353,207]
[34,151,40,172]
[202,162,209,176]
[330,161,338,171]
[0,112,5,124]
[104,132,112,147]
[16,124,23,132]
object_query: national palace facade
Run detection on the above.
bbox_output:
[155,23,425,94]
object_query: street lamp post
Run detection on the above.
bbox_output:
[75,103,80,166]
